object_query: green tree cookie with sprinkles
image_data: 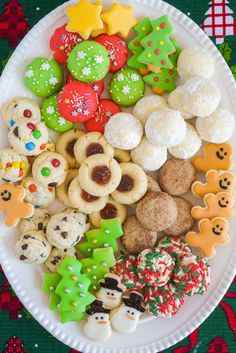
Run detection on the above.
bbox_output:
[81,247,116,291]
[144,39,181,95]
[138,15,175,71]
[78,218,123,257]
[128,17,152,75]
[24,58,63,97]
[42,272,61,311]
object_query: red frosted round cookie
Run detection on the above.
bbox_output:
[66,72,104,98]
[57,81,98,123]
[50,24,83,65]
[95,34,128,72]
[84,99,121,133]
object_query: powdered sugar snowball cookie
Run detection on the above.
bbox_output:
[46,212,84,249]
[168,124,202,159]
[32,152,68,187]
[177,48,215,81]
[15,231,51,264]
[145,108,186,148]
[131,137,167,171]
[144,282,184,317]
[137,248,175,287]
[167,86,194,120]
[181,77,221,118]
[0,148,29,183]
[158,235,193,261]
[19,208,51,234]
[45,247,76,272]
[133,95,168,125]
[104,113,143,150]
[21,177,55,208]
[196,108,235,143]
[172,254,210,296]
[8,119,49,156]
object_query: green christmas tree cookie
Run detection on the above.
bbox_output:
[60,310,85,324]
[81,247,116,291]
[77,218,123,257]
[128,17,152,75]
[42,273,61,311]
[138,15,175,71]
[144,39,181,95]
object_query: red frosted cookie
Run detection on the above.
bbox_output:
[66,72,104,98]
[50,24,83,65]
[57,81,98,123]
[84,99,121,133]
[95,34,128,72]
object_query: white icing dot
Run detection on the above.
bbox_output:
[68,266,73,271]
[49,286,54,291]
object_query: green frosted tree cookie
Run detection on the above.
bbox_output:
[67,41,110,82]
[42,272,61,311]
[41,94,74,133]
[60,311,85,324]
[24,57,63,97]
[109,68,145,107]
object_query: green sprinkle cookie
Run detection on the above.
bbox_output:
[41,94,74,133]
[109,68,145,107]
[67,41,110,82]
[24,57,63,97]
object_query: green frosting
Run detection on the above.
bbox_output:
[42,273,61,311]
[67,41,110,82]
[109,68,145,107]
[41,94,74,133]
[24,57,63,97]
[60,311,85,324]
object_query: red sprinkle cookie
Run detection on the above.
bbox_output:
[66,73,104,98]
[57,81,98,122]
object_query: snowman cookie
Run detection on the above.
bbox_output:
[0,148,29,183]
[21,177,55,208]
[110,291,145,334]
[83,300,112,342]
[32,152,68,187]
[19,208,51,234]
[96,273,126,309]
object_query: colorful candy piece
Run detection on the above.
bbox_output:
[186,217,229,258]
[192,170,236,198]
[78,218,123,257]
[67,41,110,82]
[101,3,137,38]
[96,273,126,309]
[66,73,104,98]
[81,247,116,291]
[128,18,152,75]
[66,0,103,39]
[192,143,234,172]
[191,192,235,220]
[0,183,34,227]
[84,99,121,133]
[57,81,98,123]
[84,300,111,342]
[0,149,29,183]
[56,256,95,312]
[50,24,83,65]
[138,15,176,71]
[42,272,61,311]
[95,34,128,72]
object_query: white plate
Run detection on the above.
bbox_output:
[0,0,236,352]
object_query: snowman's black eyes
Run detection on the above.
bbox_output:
[107,291,110,295]
[95,317,98,320]
[127,310,130,313]
[111,293,114,296]
[101,316,104,320]
[132,312,134,315]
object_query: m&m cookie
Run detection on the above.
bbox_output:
[21,177,55,208]
[0,149,29,183]
[84,99,121,133]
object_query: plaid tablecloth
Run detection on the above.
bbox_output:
[0,0,236,352]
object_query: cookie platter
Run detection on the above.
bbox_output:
[0,0,236,352]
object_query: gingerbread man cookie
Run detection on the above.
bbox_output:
[192,143,234,172]
[191,192,235,220]
[0,183,34,227]
[192,170,236,198]
[186,217,229,257]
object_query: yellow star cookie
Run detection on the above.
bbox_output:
[102,3,137,38]
[66,0,103,39]
[91,2,107,37]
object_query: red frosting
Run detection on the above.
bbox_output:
[66,72,104,98]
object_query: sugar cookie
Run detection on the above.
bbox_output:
[167,86,194,120]
[19,208,50,234]
[56,169,78,208]
[96,273,126,309]
[84,300,111,342]
[0,149,29,183]
[21,177,55,208]
[45,247,76,272]
[133,95,168,125]
[89,197,126,228]
[55,129,84,168]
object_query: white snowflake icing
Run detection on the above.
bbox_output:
[41,62,51,71]
[72,110,79,117]
[105,111,112,117]
[94,55,104,64]
[109,52,116,61]
[77,51,86,59]
[82,67,91,76]
[122,85,131,95]
[46,106,55,114]
[58,117,67,126]
[117,73,124,81]
[83,109,89,116]
[25,69,34,78]
[120,40,127,47]
[93,84,99,91]
[131,73,139,82]
[49,77,59,85]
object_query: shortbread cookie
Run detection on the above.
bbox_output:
[89,197,127,227]
[32,152,68,187]
[165,197,194,236]
[79,154,121,197]
[19,208,51,234]
[55,129,84,168]
[112,163,148,205]
[0,148,29,182]
[68,176,108,214]
[21,177,55,208]
[56,169,78,207]
[15,231,51,264]
[45,247,76,272]
[74,132,114,165]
